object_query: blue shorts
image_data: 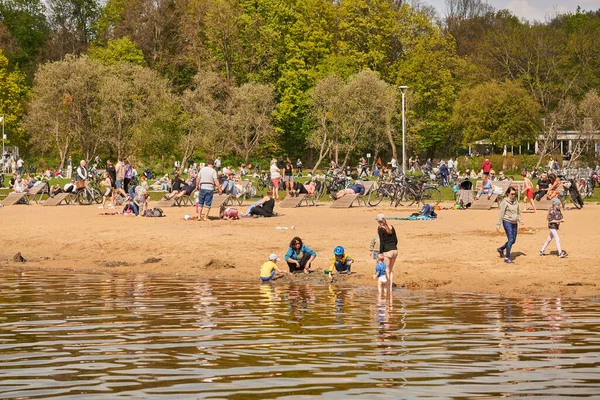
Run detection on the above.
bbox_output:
[260,270,275,282]
[198,189,214,207]
[115,179,123,189]
[334,259,352,273]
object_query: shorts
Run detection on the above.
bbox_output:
[260,270,275,282]
[271,178,280,187]
[115,179,123,189]
[104,189,112,197]
[525,188,533,199]
[197,189,214,207]
[378,275,388,283]
[284,175,293,182]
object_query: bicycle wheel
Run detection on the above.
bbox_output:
[256,178,266,192]
[368,186,385,206]
[422,187,442,206]
[92,188,102,204]
[404,188,418,207]
[394,185,409,206]
[569,191,583,209]
[76,190,92,205]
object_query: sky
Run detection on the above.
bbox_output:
[425,0,600,22]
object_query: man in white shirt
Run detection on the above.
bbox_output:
[196,159,222,221]
[391,158,398,173]
[448,158,455,171]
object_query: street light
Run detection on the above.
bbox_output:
[399,86,408,174]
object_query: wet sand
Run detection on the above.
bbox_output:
[1,201,599,298]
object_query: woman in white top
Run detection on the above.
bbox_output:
[270,158,281,200]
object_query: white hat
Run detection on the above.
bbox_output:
[376,213,385,222]
[269,253,280,261]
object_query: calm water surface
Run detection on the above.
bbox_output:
[0,269,599,399]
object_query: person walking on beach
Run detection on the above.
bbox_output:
[196,159,222,221]
[75,159,88,190]
[270,158,281,200]
[66,156,73,179]
[521,171,536,213]
[376,213,398,289]
[496,186,523,264]
[540,197,568,258]
[482,158,492,176]
[283,159,293,198]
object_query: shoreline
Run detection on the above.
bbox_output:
[1,202,599,298]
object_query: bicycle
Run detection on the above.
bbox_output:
[368,177,398,206]
[74,180,102,205]
[395,179,441,207]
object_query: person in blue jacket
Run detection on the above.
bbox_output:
[284,237,317,273]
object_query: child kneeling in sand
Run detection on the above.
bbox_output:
[373,253,388,294]
[219,204,239,220]
[260,254,286,282]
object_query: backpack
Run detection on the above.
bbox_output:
[152,207,163,217]
[123,203,134,214]
[419,204,437,218]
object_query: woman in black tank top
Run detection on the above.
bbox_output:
[283,159,294,197]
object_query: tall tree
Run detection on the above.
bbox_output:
[25,55,102,167]
[228,82,276,164]
[0,0,49,72]
[0,50,29,150]
[453,80,542,148]
[45,0,101,60]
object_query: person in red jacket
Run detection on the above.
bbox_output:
[482,159,492,176]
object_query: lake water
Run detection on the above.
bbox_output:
[1,269,599,399]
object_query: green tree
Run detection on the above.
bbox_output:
[88,37,146,66]
[25,55,102,166]
[453,80,542,147]
[98,62,174,158]
[394,26,466,156]
[178,70,230,169]
[0,50,29,149]
[228,82,276,164]
[0,0,49,72]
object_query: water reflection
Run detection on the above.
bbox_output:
[0,269,599,398]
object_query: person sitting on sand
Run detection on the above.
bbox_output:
[476,175,493,200]
[260,254,286,282]
[250,190,277,218]
[284,237,317,273]
[331,181,365,200]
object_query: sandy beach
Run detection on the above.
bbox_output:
[1,200,599,298]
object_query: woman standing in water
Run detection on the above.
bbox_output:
[376,213,398,290]
[496,186,523,264]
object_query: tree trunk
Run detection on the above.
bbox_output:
[385,122,397,161]
[311,134,330,174]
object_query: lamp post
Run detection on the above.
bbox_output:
[399,86,408,174]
